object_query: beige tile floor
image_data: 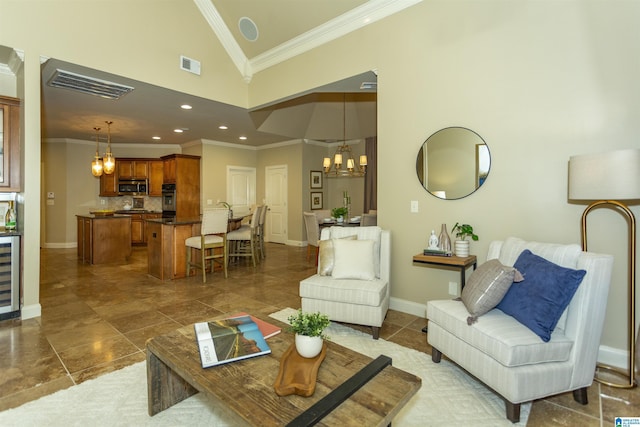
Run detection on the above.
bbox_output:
[0,244,637,424]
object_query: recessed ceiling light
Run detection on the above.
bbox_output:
[152,136,161,140]
[180,104,192,110]
[219,125,228,130]
[239,136,247,140]
[174,129,183,133]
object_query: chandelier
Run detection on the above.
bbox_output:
[91,127,104,177]
[323,95,367,177]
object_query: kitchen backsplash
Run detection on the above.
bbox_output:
[102,196,162,212]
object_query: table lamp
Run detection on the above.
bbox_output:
[568,148,640,388]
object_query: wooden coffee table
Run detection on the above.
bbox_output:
[146,315,421,426]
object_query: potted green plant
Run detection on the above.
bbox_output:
[451,223,478,257]
[331,207,348,223]
[287,309,330,358]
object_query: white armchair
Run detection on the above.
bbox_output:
[299,226,390,339]
[426,237,613,422]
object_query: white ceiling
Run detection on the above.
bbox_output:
[2,1,421,146]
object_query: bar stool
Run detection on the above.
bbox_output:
[185,208,228,282]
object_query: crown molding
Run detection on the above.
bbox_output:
[194,0,421,81]
[193,0,252,82]
[250,0,422,74]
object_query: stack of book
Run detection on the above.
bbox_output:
[423,248,452,257]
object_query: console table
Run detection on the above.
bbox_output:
[413,253,477,333]
[412,253,477,289]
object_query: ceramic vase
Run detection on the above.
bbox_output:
[438,224,451,253]
[337,216,344,224]
[455,240,470,257]
[295,334,323,358]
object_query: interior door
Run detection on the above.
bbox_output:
[265,165,287,244]
[226,166,256,216]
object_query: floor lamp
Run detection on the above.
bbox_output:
[568,148,640,389]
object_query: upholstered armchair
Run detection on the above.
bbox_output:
[426,237,613,422]
[299,226,390,339]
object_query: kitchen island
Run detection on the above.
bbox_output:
[146,217,200,281]
[146,214,249,280]
[76,214,132,264]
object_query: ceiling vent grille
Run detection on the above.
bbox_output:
[47,69,134,99]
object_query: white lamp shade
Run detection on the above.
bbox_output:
[334,154,342,165]
[359,155,368,166]
[323,157,331,168]
[568,148,640,201]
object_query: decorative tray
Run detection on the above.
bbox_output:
[273,342,327,397]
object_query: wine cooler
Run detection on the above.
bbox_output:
[0,235,20,319]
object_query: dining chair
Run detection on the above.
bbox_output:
[361,212,377,226]
[185,208,228,282]
[303,211,321,265]
[227,206,261,267]
[258,204,267,260]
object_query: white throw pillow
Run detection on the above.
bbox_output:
[332,239,376,280]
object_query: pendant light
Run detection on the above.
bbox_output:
[103,120,116,174]
[91,126,104,177]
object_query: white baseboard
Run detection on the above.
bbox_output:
[43,242,76,249]
[390,297,427,318]
[286,240,305,247]
[389,296,626,370]
[597,345,629,370]
[21,303,41,319]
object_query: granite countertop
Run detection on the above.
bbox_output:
[146,216,201,225]
[114,210,163,214]
[77,213,133,219]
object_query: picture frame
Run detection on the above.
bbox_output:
[310,170,323,189]
[310,192,323,210]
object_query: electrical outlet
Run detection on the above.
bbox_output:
[207,199,213,205]
[410,200,419,213]
[448,281,458,295]
[100,199,106,205]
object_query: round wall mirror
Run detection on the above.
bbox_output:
[416,127,491,200]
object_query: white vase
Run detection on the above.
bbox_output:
[295,334,323,358]
[454,240,470,257]
[337,216,344,224]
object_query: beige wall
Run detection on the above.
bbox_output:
[2,0,639,368]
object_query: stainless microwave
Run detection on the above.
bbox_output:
[118,180,147,195]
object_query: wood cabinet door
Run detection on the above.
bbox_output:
[130,214,144,244]
[0,96,21,192]
[148,160,163,196]
[133,161,149,179]
[118,160,134,179]
[99,172,118,196]
[163,157,176,183]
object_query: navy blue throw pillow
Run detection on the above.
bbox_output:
[496,249,586,342]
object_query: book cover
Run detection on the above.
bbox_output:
[229,312,281,339]
[194,315,271,368]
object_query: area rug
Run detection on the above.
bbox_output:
[0,308,529,426]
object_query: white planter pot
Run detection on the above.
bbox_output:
[455,240,470,257]
[295,334,323,358]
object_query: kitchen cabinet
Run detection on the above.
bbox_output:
[118,160,148,180]
[161,154,200,217]
[76,214,132,264]
[148,160,163,196]
[0,96,21,192]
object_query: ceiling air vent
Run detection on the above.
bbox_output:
[47,69,134,99]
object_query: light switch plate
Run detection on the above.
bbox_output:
[410,200,419,213]
[47,192,55,199]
